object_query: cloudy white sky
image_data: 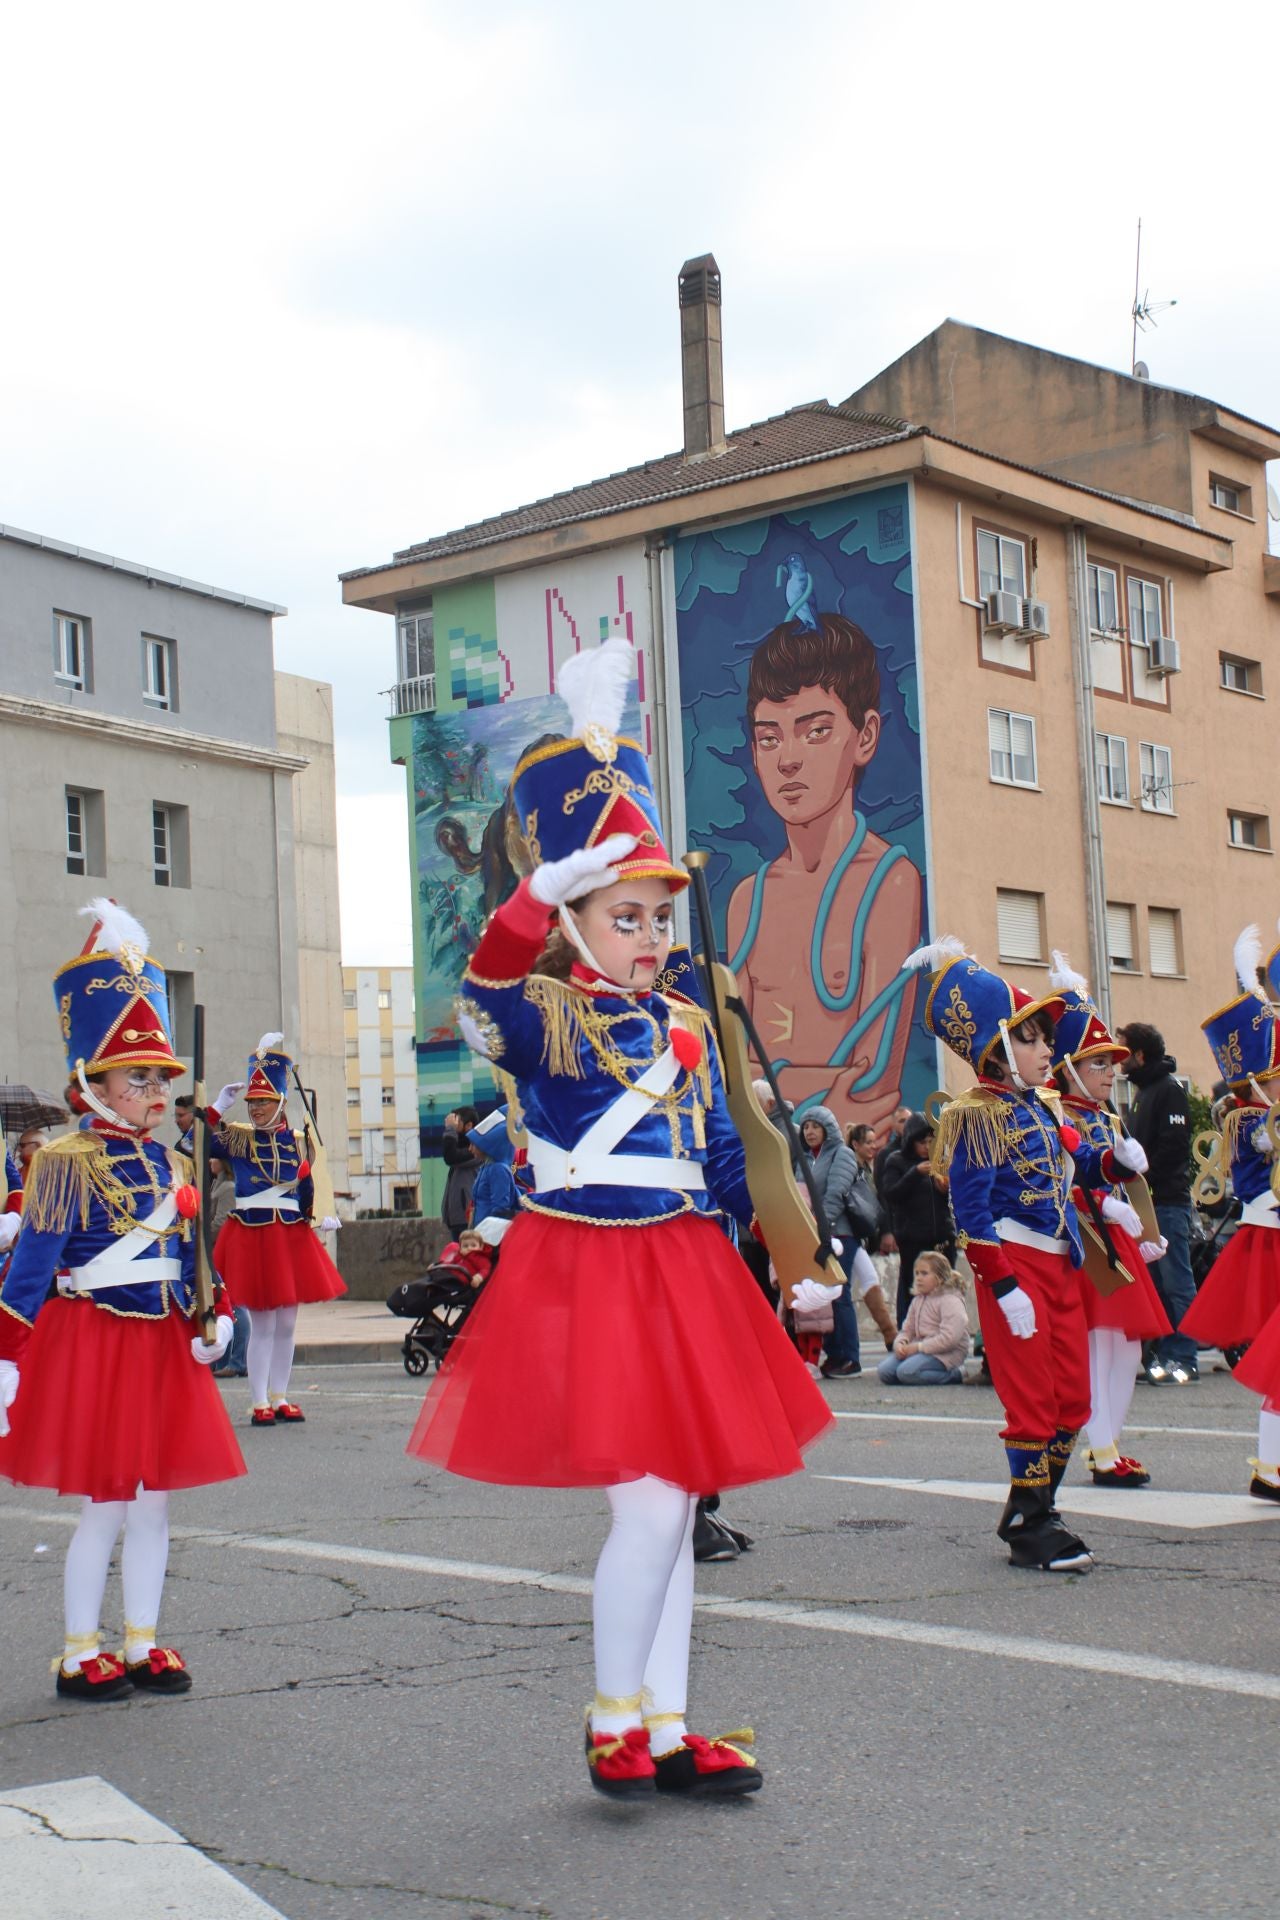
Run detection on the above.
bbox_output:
[3,1,1277,963]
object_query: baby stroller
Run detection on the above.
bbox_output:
[387,1257,483,1376]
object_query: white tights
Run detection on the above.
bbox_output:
[1085,1328,1141,1460]
[63,1489,170,1667]
[1256,1403,1280,1483]
[592,1476,697,1755]
[850,1246,878,1297]
[246,1305,298,1409]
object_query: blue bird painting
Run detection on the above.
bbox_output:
[776,553,818,630]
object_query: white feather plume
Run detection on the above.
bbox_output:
[1049,950,1089,995]
[79,898,149,955]
[1235,925,1263,996]
[556,637,634,737]
[255,1031,285,1055]
[903,935,968,974]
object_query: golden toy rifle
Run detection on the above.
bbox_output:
[289,1065,337,1228]
[190,1004,219,1346]
[682,851,843,1306]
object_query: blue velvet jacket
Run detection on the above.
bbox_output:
[455,888,753,1229]
[0,1128,197,1347]
[213,1120,315,1227]
[940,1083,1121,1291]
[1224,1100,1273,1205]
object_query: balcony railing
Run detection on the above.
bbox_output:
[384,674,436,718]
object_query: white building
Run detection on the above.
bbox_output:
[342,966,420,1214]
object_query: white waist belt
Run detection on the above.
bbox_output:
[236,1184,299,1213]
[61,1256,181,1296]
[1241,1192,1280,1230]
[525,1132,705,1193]
[996,1218,1069,1255]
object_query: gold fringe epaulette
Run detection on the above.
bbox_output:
[23,1133,134,1235]
[493,1068,526,1137]
[931,1088,1016,1175]
[523,975,593,1078]
[214,1122,258,1157]
[662,997,715,1104]
[1222,1103,1268,1162]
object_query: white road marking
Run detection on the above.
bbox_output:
[0,1776,284,1917]
[817,1474,1280,1529]
[829,1409,1256,1441]
[5,1506,1280,1706]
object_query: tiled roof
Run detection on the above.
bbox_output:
[339,403,923,578]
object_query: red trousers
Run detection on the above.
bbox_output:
[975,1243,1091,1446]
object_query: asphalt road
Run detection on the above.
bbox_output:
[2,1357,1279,1920]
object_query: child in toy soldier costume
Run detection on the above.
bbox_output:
[905,938,1147,1570]
[1048,955,1170,1488]
[409,639,831,1801]
[208,1036,345,1427]
[1181,927,1280,1497]
[0,902,244,1699]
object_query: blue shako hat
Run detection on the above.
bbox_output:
[1203,927,1280,1089]
[1047,953,1126,1071]
[54,899,182,1080]
[511,638,687,894]
[905,936,1065,1072]
[467,1107,515,1168]
[245,1032,292,1104]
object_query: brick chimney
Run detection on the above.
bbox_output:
[679,253,725,461]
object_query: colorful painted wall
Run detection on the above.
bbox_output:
[674,482,933,1133]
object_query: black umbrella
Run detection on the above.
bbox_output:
[0,1086,70,1133]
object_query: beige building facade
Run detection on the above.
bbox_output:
[341,966,420,1214]
[341,272,1280,1117]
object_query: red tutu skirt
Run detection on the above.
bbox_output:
[214,1217,346,1311]
[1180,1225,1280,1349]
[407,1211,833,1492]
[0,1297,246,1502]
[1078,1226,1172,1338]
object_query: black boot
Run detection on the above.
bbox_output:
[997,1482,1092,1572]
[1046,1429,1077,1511]
[693,1499,739,1562]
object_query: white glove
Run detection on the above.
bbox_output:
[528,834,638,909]
[0,1212,20,1251]
[1139,1238,1168,1265]
[0,1358,18,1436]
[318,1215,341,1233]
[997,1286,1037,1339]
[1101,1194,1143,1238]
[1252,1125,1274,1158]
[211,1083,245,1114]
[1111,1134,1148,1175]
[191,1315,234,1365]
[830,1237,844,1258]
[791,1277,843,1313]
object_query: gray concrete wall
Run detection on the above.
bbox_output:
[334,1216,450,1300]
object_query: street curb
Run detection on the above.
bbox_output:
[294,1339,405,1368]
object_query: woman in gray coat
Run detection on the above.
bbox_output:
[798,1106,897,1375]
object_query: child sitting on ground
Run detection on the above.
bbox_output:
[877,1250,970,1385]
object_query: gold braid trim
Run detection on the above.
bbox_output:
[214,1122,258,1158]
[663,998,715,1106]
[523,975,591,1079]
[493,1068,525,1136]
[23,1134,133,1235]
[931,1088,1015,1175]
[1221,1104,1265,1163]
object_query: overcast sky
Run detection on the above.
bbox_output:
[4,1,1276,964]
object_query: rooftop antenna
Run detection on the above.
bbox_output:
[1131,217,1177,375]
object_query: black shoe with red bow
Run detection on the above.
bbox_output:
[272,1401,306,1423]
[125,1647,193,1694]
[584,1721,657,1799]
[250,1406,276,1429]
[1092,1455,1151,1487]
[654,1730,763,1797]
[55,1652,134,1702]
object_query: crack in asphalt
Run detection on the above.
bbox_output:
[198,1843,556,1915]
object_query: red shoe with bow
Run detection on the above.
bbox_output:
[272,1401,306,1423]
[583,1720,656,1800]
[653,1729,763,1797]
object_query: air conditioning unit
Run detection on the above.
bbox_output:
[1148,636,1181,676]
[984,590,1023,633]
[1021,598,1051,638]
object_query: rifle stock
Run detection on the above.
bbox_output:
[190,1003,218,1344]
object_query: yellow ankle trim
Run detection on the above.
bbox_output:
[642,1710,686,1730]
[592,1689,644,1716]
[1249,1456,1280,1484]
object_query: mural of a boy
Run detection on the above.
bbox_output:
[725,612,922,1134]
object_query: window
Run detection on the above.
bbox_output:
[1220,654,1263,696]
[345,1035,358,1057]
[53,612,90,690]
[346,1087,360,1105]
[987,709,1037,787]
[343,989,357,1009]
[1106,902,1137,972]
[163,970,194,1055]
[347,1134,361,1160]
[1126,576,1164,648]
[1139,742,1174,814]
[1094,732,1129,804]
[977,530,1027,600]
[996,888,1044,964]
[392,1185,418,1215]
[1087,563,1120,634]
[65,785,105,876]
[153,805,172,886]
[1229,811,1272,851]
[1149,908,1182,977]
[380,1034,393,1056]
[377,988,392,1010]
[397,609,435,680]
[142,635,176,711]
[381,1087,395,1107]
[1210,475,1251,516]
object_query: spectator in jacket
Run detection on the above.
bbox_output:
[440,1107,480,1234]
[881,1112,957,1325]
[466,1110,522,1232]
[1116,1024,1199,1383]
[799,1107,869,1376]
[874,1104,912,1205]
[877,1251,970,1384]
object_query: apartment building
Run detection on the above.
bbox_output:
[340,259,1280,1140]
[0,524,344,1132]
[342,966,420,1214]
